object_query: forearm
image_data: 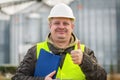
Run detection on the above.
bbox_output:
[11,46,45,80]
[11,61,45,80]
[80,47,107,80]
[12,74,44,80]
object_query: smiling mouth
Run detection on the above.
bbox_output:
[56,29,67,33]
[57,31,66,34]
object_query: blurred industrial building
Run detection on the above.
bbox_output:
[0,0,120,75]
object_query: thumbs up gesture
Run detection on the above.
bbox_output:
[71,40,83,65]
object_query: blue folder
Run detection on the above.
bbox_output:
[34,48,61,78]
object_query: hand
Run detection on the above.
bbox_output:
[45,71,56,80]
[71,40,83,65]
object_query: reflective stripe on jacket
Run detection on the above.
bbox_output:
[36,41,86,80]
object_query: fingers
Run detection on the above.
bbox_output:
[77,40,81,49]
[71,54,80,63]
[48,70,56,77]
[70,40,83,65]
[45,71,56,80]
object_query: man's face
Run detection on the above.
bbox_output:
[49,17,74,42]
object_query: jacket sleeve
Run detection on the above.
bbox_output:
[80,47,107,80]
[11,46,45,80]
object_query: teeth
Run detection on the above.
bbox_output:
[55,28,67,32]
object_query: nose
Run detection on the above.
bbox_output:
[58,23,65,29]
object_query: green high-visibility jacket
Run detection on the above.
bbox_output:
[36,41,86,80]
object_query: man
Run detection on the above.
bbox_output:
[12,3,107,80]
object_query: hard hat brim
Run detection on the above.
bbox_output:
[48,16,75,22]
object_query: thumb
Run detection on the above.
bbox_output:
[77,40,81,49]
[48,71,56,77]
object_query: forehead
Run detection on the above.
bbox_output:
[50,17,73,22]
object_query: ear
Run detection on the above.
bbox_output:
[71,24,74,29]
[49,23,52,28]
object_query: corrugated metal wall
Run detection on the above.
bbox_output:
[0,20,10,64]
[0,0,119,73]
[71,0,117,73]
[116,0,120,73]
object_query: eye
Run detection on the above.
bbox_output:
[63,22,70,26]
[53,22,60,25]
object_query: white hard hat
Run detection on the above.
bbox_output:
[48,3,75,21]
